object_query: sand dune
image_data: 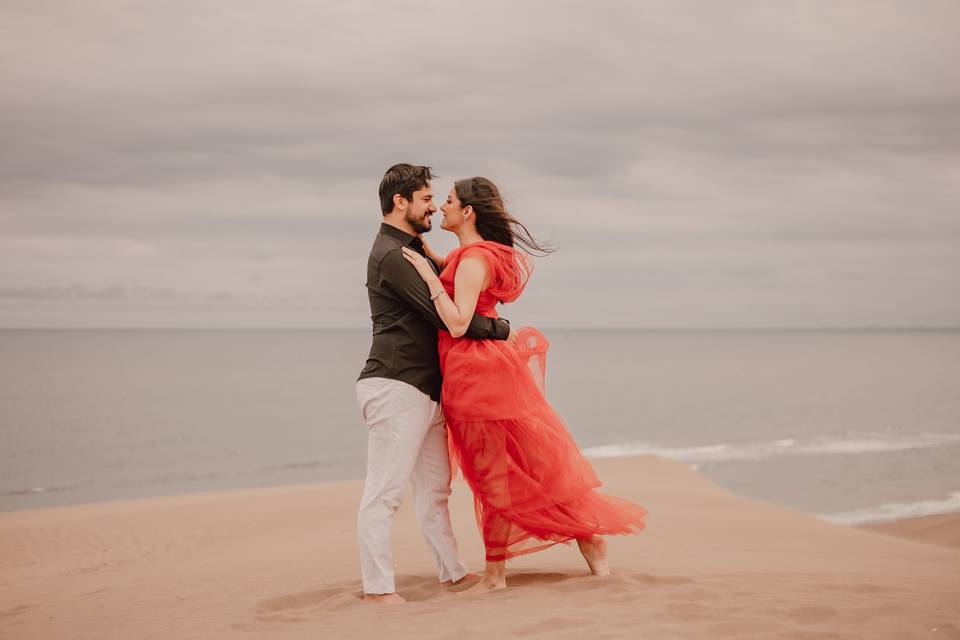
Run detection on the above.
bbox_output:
[858,512,960,552]
[2,455,958,639]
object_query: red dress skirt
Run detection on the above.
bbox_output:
[438,241,647,561]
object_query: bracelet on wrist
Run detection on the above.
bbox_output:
[430,289,446,301]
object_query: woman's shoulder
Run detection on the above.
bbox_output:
[461,240,515,259]
[460,241,519,272]
[459,241,531,302]
[446,240,510,262]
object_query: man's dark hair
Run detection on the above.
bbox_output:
[379,163,433,214]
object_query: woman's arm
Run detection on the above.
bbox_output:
[401,247,489,338]
[382,249,511,340]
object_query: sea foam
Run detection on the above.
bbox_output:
[581,432,960,463]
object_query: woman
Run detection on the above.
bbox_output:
[401,177,646,593]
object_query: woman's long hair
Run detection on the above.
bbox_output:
[454,177,555,256]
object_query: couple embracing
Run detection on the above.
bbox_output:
[355,163,646,603]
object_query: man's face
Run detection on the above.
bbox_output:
[404,184,436,234]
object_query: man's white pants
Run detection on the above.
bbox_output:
[355,377,469,595]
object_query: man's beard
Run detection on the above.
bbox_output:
[406,210,431,234]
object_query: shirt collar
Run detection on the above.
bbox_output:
[379,222,424,251]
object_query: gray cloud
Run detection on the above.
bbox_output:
[1,0,959,328]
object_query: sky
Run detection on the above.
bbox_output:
[1,0,958,329]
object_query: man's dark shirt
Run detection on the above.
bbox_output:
[358,222,511,401]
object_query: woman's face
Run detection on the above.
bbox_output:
[440,187,469,232]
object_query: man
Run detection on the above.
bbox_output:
[356,163,515,604]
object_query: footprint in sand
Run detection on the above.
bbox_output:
[250,569,698,623]
[250,573,461,622]
[252,584,362,621]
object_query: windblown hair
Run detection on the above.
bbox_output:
[454,177,555,256]
[379,163,433,214]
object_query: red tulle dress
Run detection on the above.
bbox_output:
[437,240,647,562]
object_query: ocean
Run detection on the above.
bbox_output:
[2,329,958,524]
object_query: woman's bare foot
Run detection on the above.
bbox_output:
[577,536,611,576]
[460,560,507,594]
[461,576,507,594]
[362,592,406,605]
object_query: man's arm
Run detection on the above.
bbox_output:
[381,249,510,340]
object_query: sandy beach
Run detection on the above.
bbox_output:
[1,454,958,639]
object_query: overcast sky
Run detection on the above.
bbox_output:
[2,0,958,329]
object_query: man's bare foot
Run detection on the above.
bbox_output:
[577,536,611,576]
[362,592,406,605]
[442,572,482,588]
